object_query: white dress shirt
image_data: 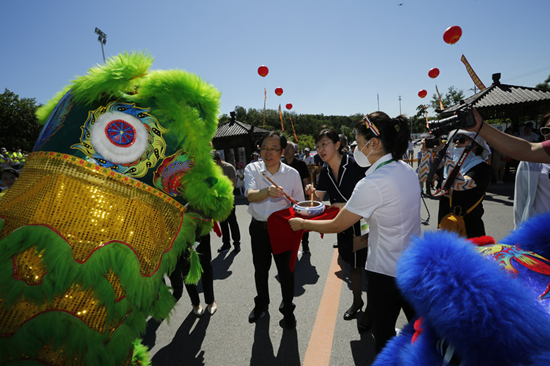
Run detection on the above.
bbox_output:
[345,154,421,277]
[244,161,305,221]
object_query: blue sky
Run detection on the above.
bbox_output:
[2,0,550,120]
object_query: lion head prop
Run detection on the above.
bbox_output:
[373,213,550,366]
[0,52,234,365]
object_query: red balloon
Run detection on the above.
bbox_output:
[443,25,462,45]
[258,65,269,77]
[286,103,293,110]
[275,87,283,96]
[418,89,427,98]
[428,68,440,79]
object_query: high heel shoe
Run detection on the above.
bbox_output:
[343,300,364,321]
[193,304,205,316]
[206,302,217,315]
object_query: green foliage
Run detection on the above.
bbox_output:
[0,88,42,151]
[293,134,315,151]
[535,74,550,90]
[429,86,465,111]
[222,106,365,144]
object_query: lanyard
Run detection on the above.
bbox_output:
[374,159,394,171]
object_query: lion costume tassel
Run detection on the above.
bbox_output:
[0,52,234,365]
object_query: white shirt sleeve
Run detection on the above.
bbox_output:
[345,178,382,220]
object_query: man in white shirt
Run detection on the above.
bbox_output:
[245,132,304,328]
[303,148,315,166]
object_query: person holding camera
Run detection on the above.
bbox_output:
[289,112,419,353]
[467,109,550,163]
[420,130,492,238]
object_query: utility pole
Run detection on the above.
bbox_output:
[94,28,107,63]
[398,95,402,115]
[377,93,380,111]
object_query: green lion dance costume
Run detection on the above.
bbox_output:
[0,52,234,365]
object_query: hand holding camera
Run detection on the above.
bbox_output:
[427,103,477,138]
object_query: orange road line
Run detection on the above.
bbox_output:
[303,249,342,366]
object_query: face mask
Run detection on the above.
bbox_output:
[451,146,465,161]
[354,141,373,167]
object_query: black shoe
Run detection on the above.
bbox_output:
[248,308,266,323]
[218,245,230,253]
[344,300,364,321]
[233,244,241,253]
[333,243,338,248]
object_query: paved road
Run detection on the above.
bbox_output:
[142,179,515,366]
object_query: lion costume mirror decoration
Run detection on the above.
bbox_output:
[373,212,550,366]
[0,52,234,365]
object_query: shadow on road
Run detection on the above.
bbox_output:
[293,252,320,297]
[211,248,239,280]
[350,329,377,366]
[147,312,211,366]
[250,313,301,366]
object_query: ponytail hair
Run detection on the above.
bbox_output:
[354,111,410,161]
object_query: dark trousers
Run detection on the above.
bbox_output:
[220,205,241,247]
[366,270,416,353]
[169,234,214,306]
[249,219,295,316]
[302,231,309,245]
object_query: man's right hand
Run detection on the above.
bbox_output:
[304,184,316,196]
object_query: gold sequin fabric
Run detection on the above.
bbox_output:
[0,152,185,276]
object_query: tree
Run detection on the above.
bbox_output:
[535,74,550,90]
[294,134,315,151]
[429,86,465,111]
[0,89,42,152]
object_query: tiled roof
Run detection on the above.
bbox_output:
[442,80,550,118]
[213,120,270,139]
[474,85,550,108]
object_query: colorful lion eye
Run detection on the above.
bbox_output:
[90,110,149,164]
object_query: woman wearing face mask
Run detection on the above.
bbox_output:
[305,127,369,325]
[420,130,492,238]
[290,112,420,353]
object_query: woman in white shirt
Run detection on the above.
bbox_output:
[289,111,421,353]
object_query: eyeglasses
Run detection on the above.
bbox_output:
[260,147,281,153]
[540,127,550,136]
[315,141,333,151]
[453,136,467,144]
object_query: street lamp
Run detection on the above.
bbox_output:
[94,27,107,63]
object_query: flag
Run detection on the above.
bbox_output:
[279,104,285,131]
[461,54,486,91]
[435,85,445,111]
[290,116,298,142]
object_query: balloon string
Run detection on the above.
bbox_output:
[290,116,299,142]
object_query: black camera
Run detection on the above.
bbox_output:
[425,137,439,148]
[427,104,476,138]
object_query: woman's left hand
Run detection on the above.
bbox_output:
[289,218,304,232]
[328,203,345,210]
